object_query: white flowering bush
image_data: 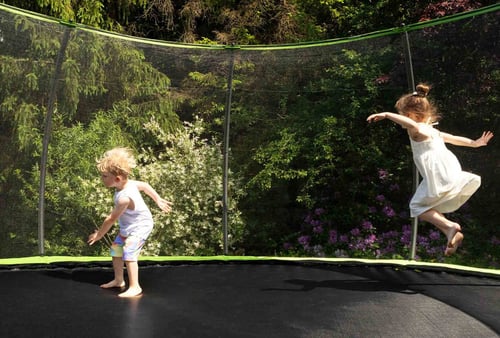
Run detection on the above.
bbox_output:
[136,118,244,256]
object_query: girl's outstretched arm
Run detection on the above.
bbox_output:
[134,180,173,212]
[367,112,432,141]
[367,112,417,129]
[442,131,494,148]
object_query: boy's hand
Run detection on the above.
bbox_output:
[88,231,99,245]
[157,198,173,213]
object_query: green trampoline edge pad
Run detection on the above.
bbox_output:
[0,255,498,277]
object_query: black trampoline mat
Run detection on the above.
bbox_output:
[1,260,499,338]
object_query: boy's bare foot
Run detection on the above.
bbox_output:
[100,280,126,289]
[445,231,464,256]
[118,287,142,298]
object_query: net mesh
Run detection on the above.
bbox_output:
[0,4,498,265]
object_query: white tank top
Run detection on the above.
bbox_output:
[114,180,154,240]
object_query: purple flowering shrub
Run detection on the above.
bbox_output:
[281,164,499,266]
[282,208,447,260]
[281,168,449,261]
[486,237,500,267]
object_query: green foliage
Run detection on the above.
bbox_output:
[33,0,148,29]
[76,0,104,27]
[14,113,132,255]
[4,0,498,44]
[251,128,308,190]
[246,46,399,209]
[11,115,245,256]
[2,13,178,153]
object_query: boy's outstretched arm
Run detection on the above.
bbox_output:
[134,180,173,213]
[88,197,129,245]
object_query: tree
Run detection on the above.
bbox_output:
[5,0,495,45]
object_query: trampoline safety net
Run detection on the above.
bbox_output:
[0,3,498,267]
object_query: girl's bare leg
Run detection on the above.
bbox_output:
[118,260,142,297]
[418,209,463,255]
[101,256,126,288]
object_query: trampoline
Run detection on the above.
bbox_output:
[0,257,499,338]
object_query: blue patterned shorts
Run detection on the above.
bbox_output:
[110,235,146,262]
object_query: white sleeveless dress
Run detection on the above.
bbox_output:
[409,124,481,217]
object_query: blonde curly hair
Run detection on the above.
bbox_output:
[97,147,136,177]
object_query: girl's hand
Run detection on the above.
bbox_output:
[157,198,173,213]
[367,113,387,123]
[474,131,494,147]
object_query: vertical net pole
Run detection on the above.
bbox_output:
[402,26,419,260]
[222,47,237,255]
[38,26,71,255]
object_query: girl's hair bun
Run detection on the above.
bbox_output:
[414,83,431,97]
[396,82,438,120]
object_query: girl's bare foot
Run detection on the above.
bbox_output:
[100,280,126,289]
[444,223,461,243]
[444,225,464,256]
[118,287,142,298]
